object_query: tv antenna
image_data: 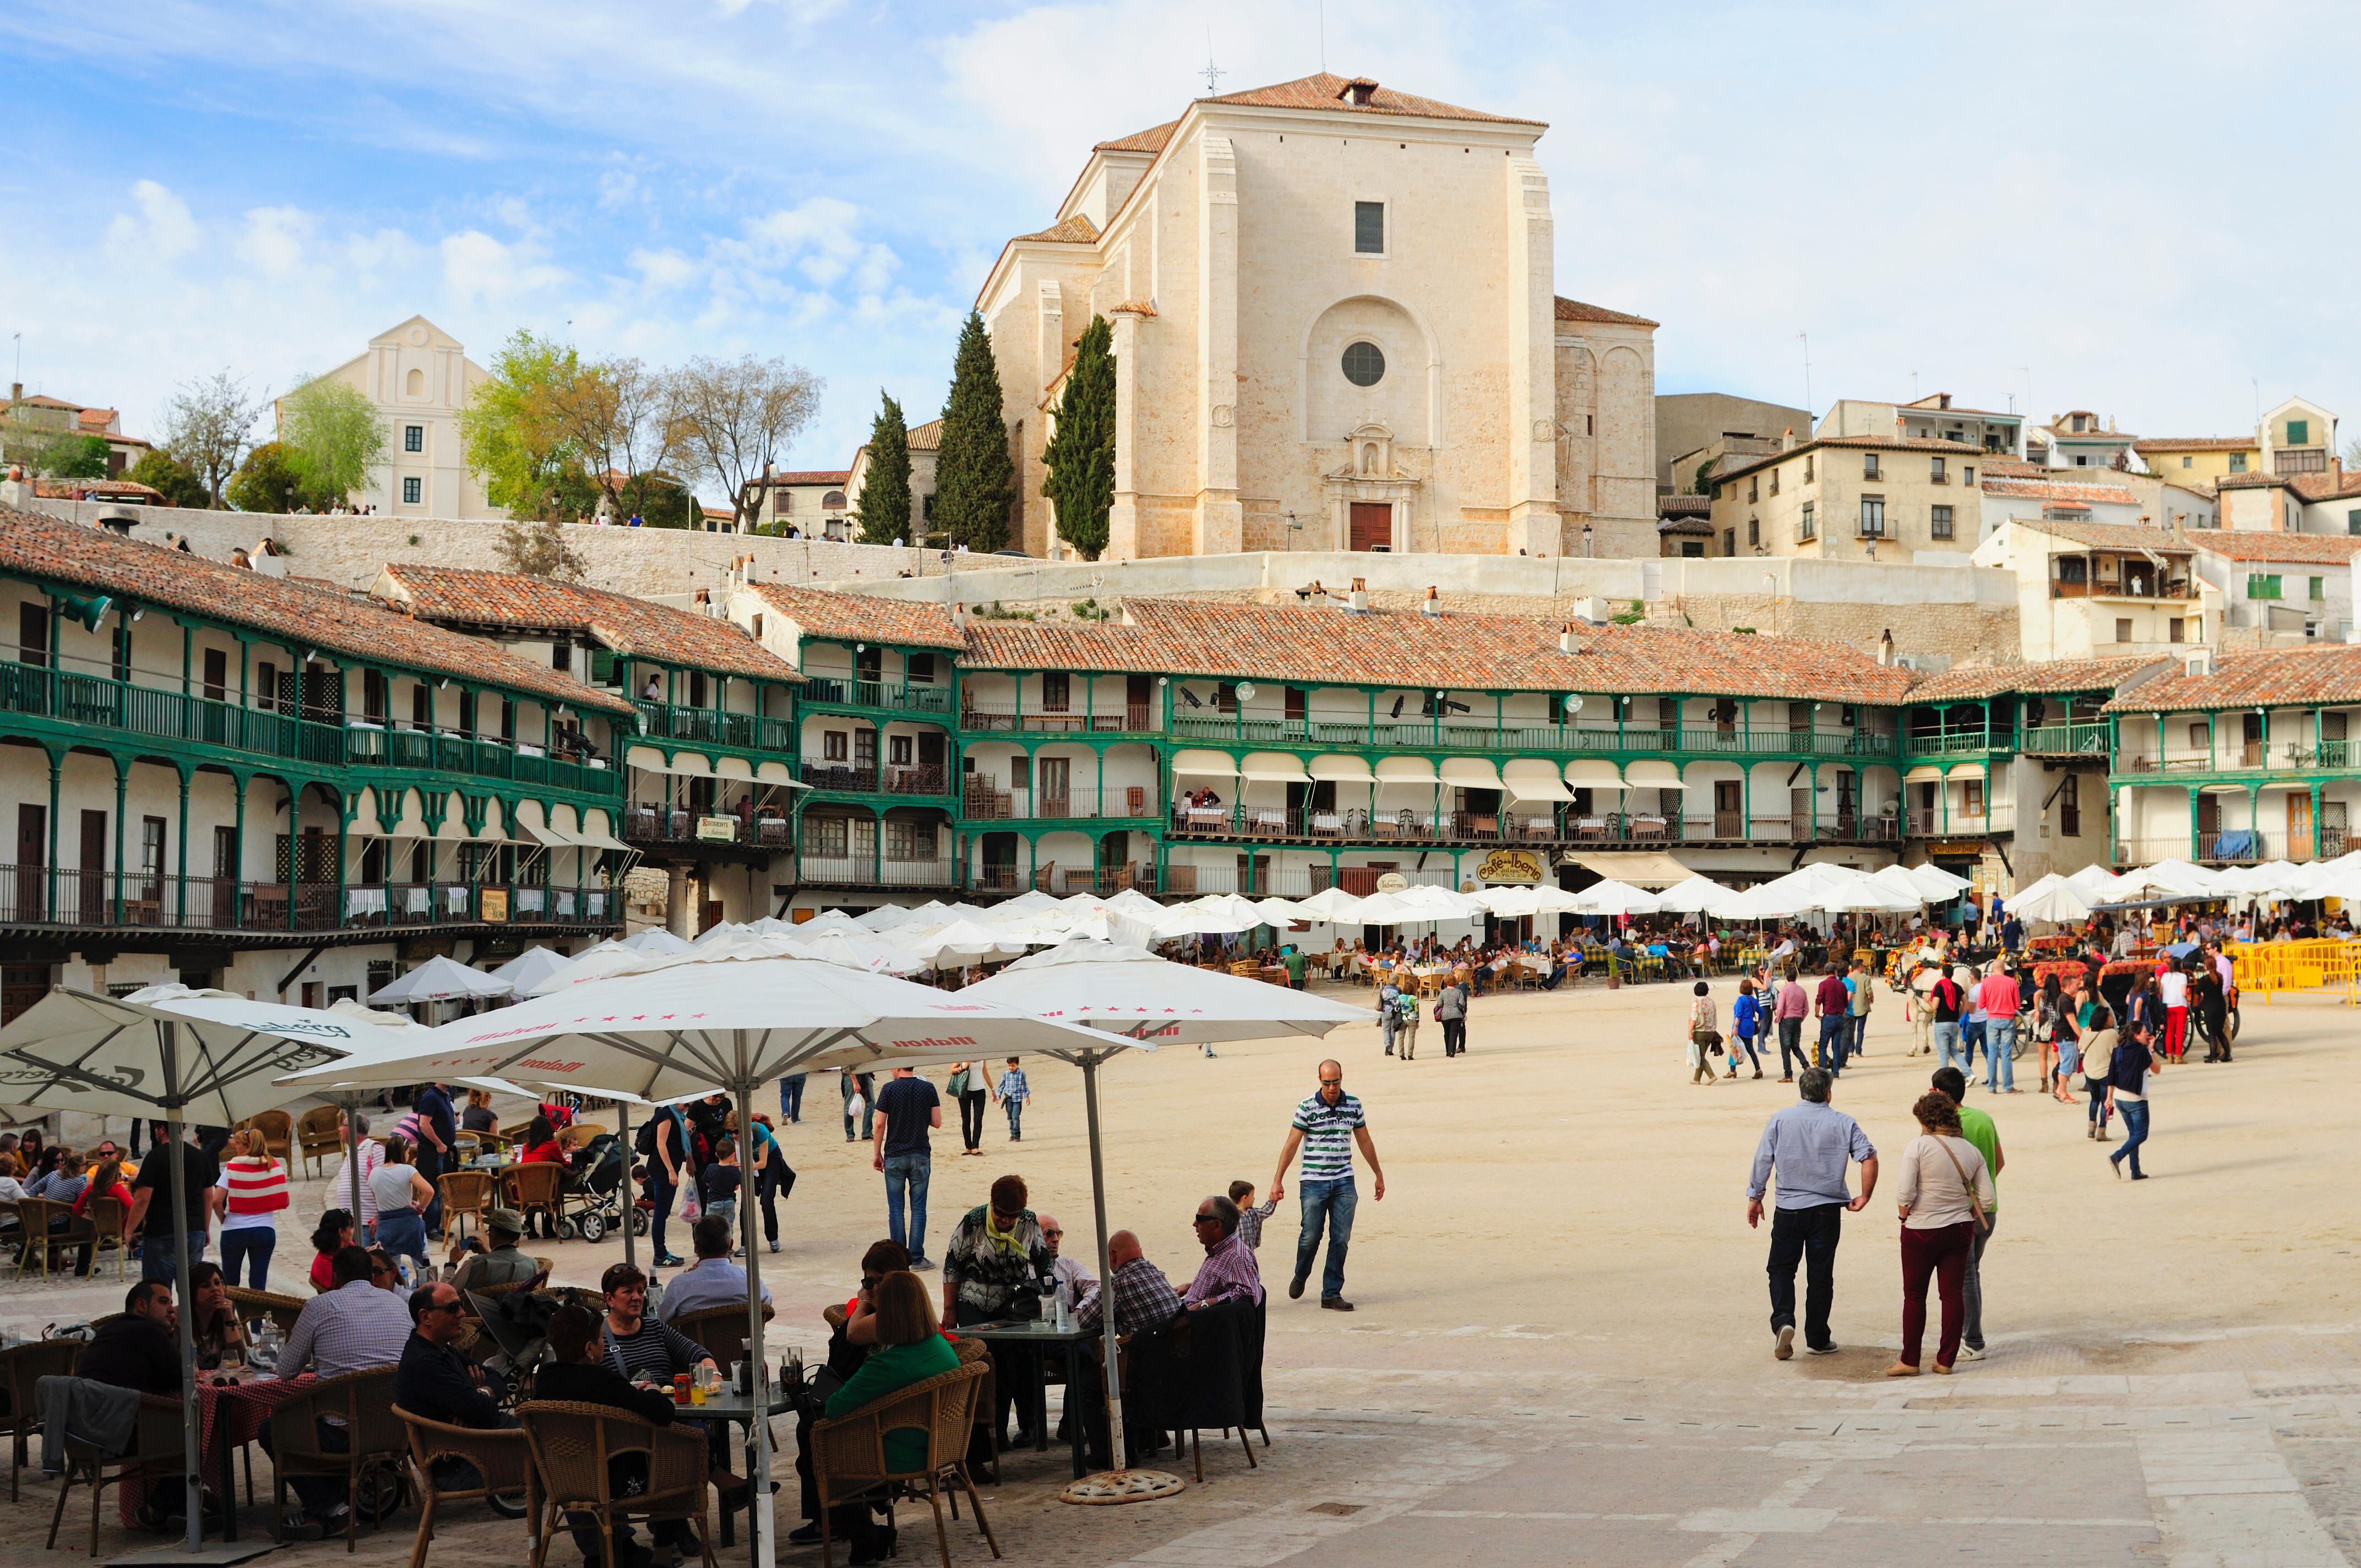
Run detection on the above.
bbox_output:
[1201,28,1223,95]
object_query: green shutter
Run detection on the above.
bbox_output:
[2311,576,2325,601]
[2287,419,2309,445]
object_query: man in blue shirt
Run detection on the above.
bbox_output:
[870,1066,943,1268]
[411,1082,456,1239]
[1746,1068,1878,1360]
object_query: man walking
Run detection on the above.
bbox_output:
[1931,1066,2002,1360]
[1269,1059,1385,1313]
[1773,966,1811,1082]
[410,1081,455,1239]
[1436,974,1470,1058]
[871,1066,943,1268]
[1976,962,2020,1093]
[1746,1067,1878,1360]
[1847,959,1875,1061]
[1928,964,1967,1074]
[1813,961,1852,1075]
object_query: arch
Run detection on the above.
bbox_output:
[822,490,846,509]
[1297,292,1443,447]
[405,367,426,397]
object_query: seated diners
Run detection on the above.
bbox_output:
[655,1215,775,1325]
[536,1303,695,1568]
[940,1174,1054,1446]
[269,1243,415,1536]
[77,1280,181,1395]
[1184,1194,1264,1311]
[820,1272,959,1561]
[187,1261,249,1368]
[1073,1230,1181,1339]
[394,1280,515,1489]
[597,1261,713,1383]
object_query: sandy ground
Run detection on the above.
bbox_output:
[8,973,2360,1565]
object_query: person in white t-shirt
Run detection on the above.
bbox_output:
[327,1112,384,1243]
[2157,957,2190,1064]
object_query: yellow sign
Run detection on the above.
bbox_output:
[1374,872,1410,894]
[480,888,509,923]
[1477,848,1545,885]
[697,815,739,843]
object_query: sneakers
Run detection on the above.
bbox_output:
[653,1253,686,1267]
[1805,1342,1839,1355]
[786,1524,824,1547]
[1775,1325,1795,1361]
[1957,1344,1986,1361]
[910,1256,936,1270]
[767,1240,781,1254]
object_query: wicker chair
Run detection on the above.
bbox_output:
[669,1303,776,1369]
[82,1194,131,1281]
[808,1359,998,1568]
[515,1399,718,1568]
[12,1197,94,1281]
[267,1366,410,1552]
[503,1162,564,1240]
[556,1123,606,1153]
[241,1108,295,1162]
[44,1386,184,1556]
[227,1286,309,1339]
[296,1106,346,1177]
[2,1337,80,1501]
[394,1404,537,1568]
[438,1169,496,1245]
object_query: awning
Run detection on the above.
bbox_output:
[1374,756,1438,785]
[1622,759,1692,791]
[1171,750,1239,777]
[1946,761,1987,780]
[565,809,629,852]
[515,801,568,848]
[715,755,755,781]
[1502,759,1574,802]
[1903,765,1945,783]
[755,760,800,786]
[1563,759,1626,791]
[1309,755,1374,783]
[1439,758,1501,789]
[1239,752,1311,782]
[627,744,712,777]
[1563,850,1699,889]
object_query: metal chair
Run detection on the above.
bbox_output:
[515,1399,717,1568]
[808,1359,998,1568]
[394,1404,537,1568]
[267,1366,410,1552]
[43,1385,184,1556]
[2,1337,79,1501]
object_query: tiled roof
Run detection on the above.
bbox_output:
[75,408,118,431]
[1012,214,1100,245]
[1906,655,2170,703]
[755,471,850,487]
[961,597,1919,703]
[10,394,83,411]
[2217,473,2294,492]
[0,505,628,711]
[1657,515,1713,536]
[1982,478,2140,505]
[1200,73,1542,127]
[2131,437,2255,453]
[1658,495,1713,518]
[376,564,797,683]
[1094,121,1179,155]
[1978,458,2048,479]
[906,418,943,453]
[1111,299,1158,317]
[2104,645,2361,712]
[2183,531,2361,565]
[2287,469,2361,502]
[1712,435,1985,487]
[1555,297,1659,328]
[32,478,162,500]
[2009,518,2196,554]
[749,583,967,650]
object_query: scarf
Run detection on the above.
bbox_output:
[983,1208,1027,1259]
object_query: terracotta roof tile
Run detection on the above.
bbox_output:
[961,597,1917,703]
[33,478,162,500]
[2182,531,2361,565]
[905,418,943,453]
[749,583,967,651]
[0,505,627,711]
[2217,472,2294,492]
[1200,73,1542,127]
[377,564,797,683]
[1554,296,1658,328]
[2131,437,2255,453]
[2008,518,2196,553]
[1658,495,1712,518]
[754,471,850,487]
[1011,214,1100,245]
[1982,478,2140,505]
[1713,435,1985,487]
[1979,459,2049,478]
[1906,655,2171,702]
[2105,645,2361,712]
[1094,121,1179,155]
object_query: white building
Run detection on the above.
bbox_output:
[1817,394,2023,458]
[309,315,498,519]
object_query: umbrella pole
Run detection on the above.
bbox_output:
[1082,1052,1127,1460]
[343,1092,363,1237]
[617,1097,636,1272]
[164,1026,203,1554]
[730,1064,777,1568]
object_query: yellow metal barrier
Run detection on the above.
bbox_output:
[2224,939,2361,1005]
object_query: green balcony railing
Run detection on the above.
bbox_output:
[1164,714,1895,758]
[799,677,953,715]
[632,699,796,753]
[2017,721,2109,757]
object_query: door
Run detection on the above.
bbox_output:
[2241,712,2265,768]
[981,831,1017,892]
[18,602,49,667]
[79,809,107,925]
[2287,792,2314,859]
[1037,756,1071,818]
[1791,787,1812,841]
[1285,688,1308,732]
[213,825,239,928]
[853,727,878,787]
[916,731,946,794]
[1348,502,1391,552]
[1126,674,1152,730]
[1713,780,1742,839]
[15,804,43,921]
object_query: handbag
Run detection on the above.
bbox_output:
[1931,1136,1992,1235]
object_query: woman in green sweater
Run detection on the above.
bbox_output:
[812,1270,959,1562]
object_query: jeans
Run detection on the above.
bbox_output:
[414,1145,444,1235]
[841,1076,875,1141]
[1380,1011,1397,1055]
[1931,1021,1963,1072]
[781,1074,807,1124]
[959,1091,987,1152]
[1734,1032,1761,1072]
[2111,1099,2151,1177]
[139,1228,207,1285]
[1962,1210,1996,1351]
[1849,1013,1869,1059]
[884,1152,931,1261]
[1900,1220,1973,1368]
[758,1159,796,1246]
[376,1208,428,1269]
[220,1226,277,1290]
[2087,1078,2112,1131]
[1816,1014,1848,1074]
[1766,1202,1842,1351]
[1293,1177,1358,1300]
[1982,1020,2016,1091]
[1776,1017,1807,1077]
[262,1414,348,1515]
[1441,1018,1466,1057]
[1004,1100,1024,1140]
[1961,1019,1986,1076]
[645,1168,677,1258]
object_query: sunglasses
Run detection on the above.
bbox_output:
[1191,1212,1220,1225]
[1041,1228,1063,1239]
[425,1299,466,1315]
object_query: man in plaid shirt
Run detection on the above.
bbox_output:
[994,1057,1030,1142]
[1184,1194,1264,1309]
[1074,1231,1180,1336]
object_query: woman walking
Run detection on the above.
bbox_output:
[2034,974,2074,1102]
[2106,1009,2161,1180]
[946,1061,994,1156]
[2078,992,2115,1139]
[1730,977,1764,1080]
[1889,1091,1994,1378]
[1394,987,1421,1060]
[1686,982,1722,1086]
[2157,955,2190,1063]
[215,1127,289,1290]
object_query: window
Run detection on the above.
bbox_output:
[889,734,912,766]
[2169,617,2184,644]
[404,424,423,453]
[2189,722,2208,749]
[1768,469,1780,497]
[1748,477,1758,503]
[551,641,570,672]
[2288,418,2309,445]
[1963,465,1974,487]
[1722,530,1735,555]
[2115,618,2134,641]
[1930,456,1946,483]
[2060,774,2080,837]
[2248,575,2283,600]
[1214,682,1237,713]
[822,489,846,509]
[1041,672,1070,712]
[1341,341,1385,387]
[1803,455,1814,483]
[2349,509,2361,536]
[1929,504,1954,541]
[885,820,936,861]
[2074,455,2090,466]
[2230,453,2248,473]
[1747,518,1760,548]
[1010,754,1030,790]
[1681,540,1705,558]
[1353,200,1384,254]
[2071,415,2087,432]
[907,652,937,684]
[1858,496,1885,537]
[1799,502,1816,540]
[401,476,422,504]
[2326,711,2351,742]
[806,816,848,857]
[1962,780,1984,817]
[1862,453,1880,480]
[2311,576,2326,601]
[823,730,848,761]
[2183,456,2194,469]
[111,624,131,683]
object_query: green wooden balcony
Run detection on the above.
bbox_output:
[632,699,796,754]
[1163,714,1894,759]
[798,677,953,716]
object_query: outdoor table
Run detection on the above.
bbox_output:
[672,1386,793,1550]
[121,1370,316,1540]
[955,1319,1096,1478]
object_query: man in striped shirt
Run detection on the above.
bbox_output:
[1268,1060,1386,1313]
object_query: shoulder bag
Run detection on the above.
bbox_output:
[1930,1136,1991,1235]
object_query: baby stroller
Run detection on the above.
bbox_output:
[552,1134,645,1244]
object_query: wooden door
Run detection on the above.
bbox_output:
[213,825,239,928]
[1791,787,1812,841]
[1126,674,1152,729]
[2287,792,2314,859]
[79,809,107,925]
[1713,780,1742,839]
[15,804,43,921]
[1037,756,1070,816]
[1348,503,1391,552]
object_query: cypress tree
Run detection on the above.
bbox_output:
[1041,314,1116,560]
[853,390,912,545]
[933,311,1016,553]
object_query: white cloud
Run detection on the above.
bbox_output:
[629,247,700,292]
[238,206,314,279]
[102,179,199,263]
[439,230,569,303]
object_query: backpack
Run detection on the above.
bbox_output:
[633,1116,661,1159]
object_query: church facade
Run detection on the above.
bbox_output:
[974,74,1658,563]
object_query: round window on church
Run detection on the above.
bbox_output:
[1341,341,1386,388]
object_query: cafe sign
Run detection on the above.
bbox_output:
[480,888,509,923]
[696,815,739,843]
[1476,848,1545,885]
[1374,872,1410,894]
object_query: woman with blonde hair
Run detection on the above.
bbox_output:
[216,1125,290,1289]
[1890,1091,1994,1378]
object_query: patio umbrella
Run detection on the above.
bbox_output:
[1474,885,1542,917]
[524,938,650,996]
[1653,874,1738,914]
[368,953,514,1005]
[624,927,696,955]
[0,986,416,1565]
[2065,864,2129,900]
[281,956,1115,1566]
[2110,859,2226,900]
[1149,894,1269,939]
[491,945,575,994]
[1571,879,1663,916]
[784,929,931,975]
[790,910,873,938]
[896,916,1029,966]
[965,940,1373,1498]
[856,900,944,932]
[2010,878,2098,924]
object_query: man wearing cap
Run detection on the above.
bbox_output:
[448,1208,542,1295]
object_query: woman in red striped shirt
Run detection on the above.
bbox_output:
[215,1127,290,1291]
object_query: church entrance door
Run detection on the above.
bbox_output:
[1348,502,1391,552]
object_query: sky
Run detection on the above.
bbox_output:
[4,0,2358,476]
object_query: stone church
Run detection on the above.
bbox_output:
[975,73,1658,562]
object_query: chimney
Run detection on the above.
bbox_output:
[1782,428,1796,451]
[1877,628,1895,666]
[1558,622,1579,655]
[1421,586,1441,617]
[951,602,969,630]
[1347,577,1369,614]
[7,382,19,403]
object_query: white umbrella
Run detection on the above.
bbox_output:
[793,910,875,938]
[784,929,929,975]
[1249,896,1309,928]
[0,986,415,1561]
[2111,859,2225,900]
[1475,885,1542,917]
[1572,878,1663,916]
[1150,894,1269,939]
[2066,864,2129,900]
[524,939,644,997]
[995,889,1064,916]
[368,954,513,1005]
[490,945,575,994]
[898,917,1029,966]
[2010,879,2097,924]
[1868,864,1945,906]
[691,921,748,947]
[1708,883,1803,921]
[281,955,1115,1563]
[1101,888,1165,919]
[624,928,695,955]
[1654,874,1738,914]
[857,901,943,932]
[1896,861,1971,897]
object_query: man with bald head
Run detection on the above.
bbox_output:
[1270,1059,1386,1311]
[1036,1212,1094,1302]
[1073,1229,1180,1339]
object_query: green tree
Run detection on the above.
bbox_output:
[933,311,1016,553]
[160,369,261,507]
[1690,457,1716,496]
[127,450,208,507]
[279,375,387,504]
[615,471,695,529]
[1040,314,1115,559]
[43,433,112,479]
[458,329,587,519]
[225,441,334,514]
[853,390,912,545]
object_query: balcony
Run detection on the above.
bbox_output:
[1903,729,2001,758]
[622,807,794,850]
[795,854,954,889]
[966,863,1160,897]
[633,700,793,753]
[960,704,1156,735]
[1905,803,2016,838]
[2019,721,2108,758]
[0,869,615,936]
[960,782,1154,821]
[2118,826,2348,865]
[798,764,955,798]
[1164,716,1893,758]
[799,677,953,717]
[1163,805,1898,848]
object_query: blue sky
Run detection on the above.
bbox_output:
[5,1,2358,477]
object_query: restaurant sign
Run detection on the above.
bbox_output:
[1476,848,1545,885]
[696,815,739,843]
[480,888,509,923]
[1374,872,1410,894]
